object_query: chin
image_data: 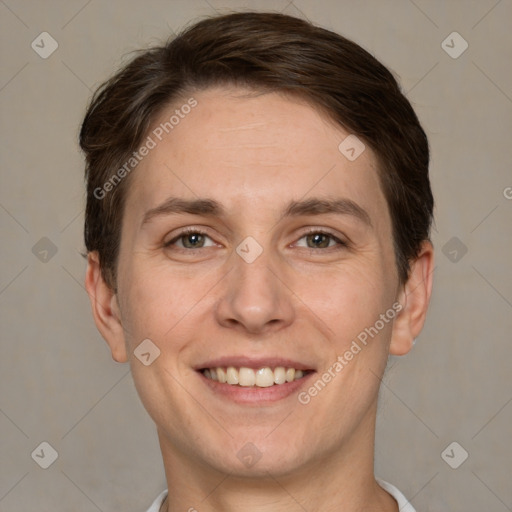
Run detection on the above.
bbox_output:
[195,433,316,479]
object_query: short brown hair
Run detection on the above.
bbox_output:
[80,11,433,290]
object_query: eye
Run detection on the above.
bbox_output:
[295,230,346,250]
[164,229,216,249]
[163,228,346,252]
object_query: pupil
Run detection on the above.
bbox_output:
[308,233,328,248]
[185,233,203,248]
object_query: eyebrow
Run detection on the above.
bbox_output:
[141,196,372,228]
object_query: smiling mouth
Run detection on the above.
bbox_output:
[200,366,313,387]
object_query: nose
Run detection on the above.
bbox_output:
[214,245,295,335]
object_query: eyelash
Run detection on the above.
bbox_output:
[164,227,348,251]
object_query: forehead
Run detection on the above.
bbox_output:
[124,86,389,229]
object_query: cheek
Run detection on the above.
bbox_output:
[117,255,225,356]
[117,261,187,346]
[120,266,205,427]
[298,261,393,342]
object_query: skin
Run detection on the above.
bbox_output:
[86,86,434,512]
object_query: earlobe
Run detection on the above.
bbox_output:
[389,241,434,356]
[84,252,128,363]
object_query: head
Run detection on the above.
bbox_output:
[82,12,434,479]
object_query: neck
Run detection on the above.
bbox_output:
[157,404,397,512]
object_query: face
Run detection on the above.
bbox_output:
[99,86,414,478]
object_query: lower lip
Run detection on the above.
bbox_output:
[198,371,315,404]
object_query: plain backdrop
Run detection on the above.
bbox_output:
[1,1,511,511]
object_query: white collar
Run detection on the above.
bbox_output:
[146,480,416,511]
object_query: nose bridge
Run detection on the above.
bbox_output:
[234,247,278,299]
[215,238,294,333]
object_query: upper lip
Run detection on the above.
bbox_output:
[195,356,315,371]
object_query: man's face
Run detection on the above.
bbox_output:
[114,86,402,476]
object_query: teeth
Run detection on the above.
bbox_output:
[239,367,256,387]
[274,366,286,385]
[202,366,309,387]
[217,367,227,384]
[255,367,274,387]
[226,366,239,385]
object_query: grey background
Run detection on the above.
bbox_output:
[1,0,511,510]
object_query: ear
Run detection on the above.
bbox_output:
[84,251,128,363]
[390,241,434,356]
